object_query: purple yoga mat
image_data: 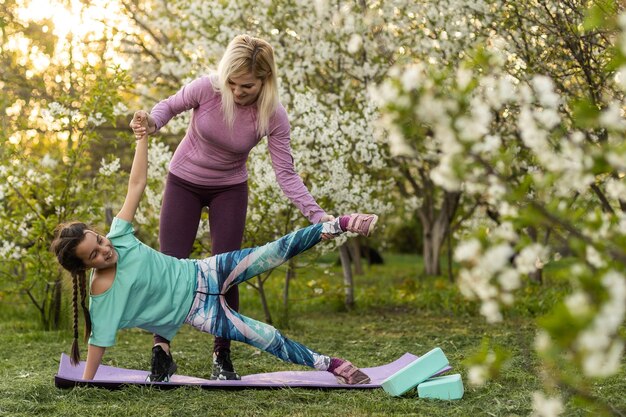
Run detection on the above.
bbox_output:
[55,352,452,390]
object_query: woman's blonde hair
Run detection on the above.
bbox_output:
[215,34,278,137]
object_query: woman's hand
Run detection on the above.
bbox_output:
[130,111,156,139]
[319,214,337,240]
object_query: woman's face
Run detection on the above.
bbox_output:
[228,72,263,106]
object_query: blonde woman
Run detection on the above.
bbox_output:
[130,35,334,382]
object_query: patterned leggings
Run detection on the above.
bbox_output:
[184,223,334,371]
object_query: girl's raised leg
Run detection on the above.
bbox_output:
[215,223,326,291]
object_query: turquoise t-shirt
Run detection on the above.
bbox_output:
[88,217,197,347]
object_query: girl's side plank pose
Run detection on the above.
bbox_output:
[52,112,377,384]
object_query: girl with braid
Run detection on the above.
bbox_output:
[51,111,378,384]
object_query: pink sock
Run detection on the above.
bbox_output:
[339,216,350,232]
[328,357,344,372]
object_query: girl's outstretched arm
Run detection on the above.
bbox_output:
[117,111,149,223]
[83,344,106,380]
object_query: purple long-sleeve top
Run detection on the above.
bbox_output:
[150,75,326,223]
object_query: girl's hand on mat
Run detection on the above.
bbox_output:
[320,214,336,240]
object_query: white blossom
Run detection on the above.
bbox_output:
[565,291,591,317]
[497,268,521,292]
[347,34,362,54]
[98,157,120,177]
[314,0,329,17]
[468,365,488,386]
[619,12,626,30]
[113,102,129,117]
[40,154,58,169]
[585,245,606,269]
[599,102,626,129]
[454,238,482,263]
[480,299,503,323]
[482,243,514,275]
[472,134,501,153]
[431,154,462,191]
[534,330,552,352]
[493,222,517,242]
[46,101,69,117]
[515,244,547,274]
[575,271,626,377]
[616,65,626,91]
[581,341,624,377]
[533,108,560,129]
[456,67,473,89]
[531,392,564,417]
[401,64,424,91]
[607,151,626,170]
[605,178,626,200]
[531,75,560,108]
[88,112,105,126]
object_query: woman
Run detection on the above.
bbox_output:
[130,35,334,382]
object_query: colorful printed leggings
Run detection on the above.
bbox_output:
[184,223,332,371]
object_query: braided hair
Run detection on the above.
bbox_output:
[51,221,93,366]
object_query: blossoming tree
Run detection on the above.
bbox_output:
[0,0,135,327]
[373,1,626,414]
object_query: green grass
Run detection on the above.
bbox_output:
[0,253,624,416]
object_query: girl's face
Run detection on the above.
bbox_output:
[75,231,118,270]
[228,71,263,106]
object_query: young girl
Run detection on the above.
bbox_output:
[51,112,378,384]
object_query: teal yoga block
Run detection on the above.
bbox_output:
[418,373,464,400]
[381,347,449,397]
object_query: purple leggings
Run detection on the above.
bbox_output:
[156,172,248,352]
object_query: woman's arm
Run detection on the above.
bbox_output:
[130,77,211,136]
[83,344,106,380]
[117,111,149,223]
[266,106,329,224]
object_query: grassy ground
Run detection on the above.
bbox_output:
[0,253,624,416]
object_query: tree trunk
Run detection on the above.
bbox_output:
[282,259,295,324]
[47,279,62,330]
[256,276,273,325]
[338,244,354,309]
[105,206,113,227]
[422,221,446,276]
[527,226,543,284]
[447,229,454,283]
[348,240,363,275]
[419,191,461,277]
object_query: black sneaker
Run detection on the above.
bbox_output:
[146,345,177,382]
[210,350,241,380]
